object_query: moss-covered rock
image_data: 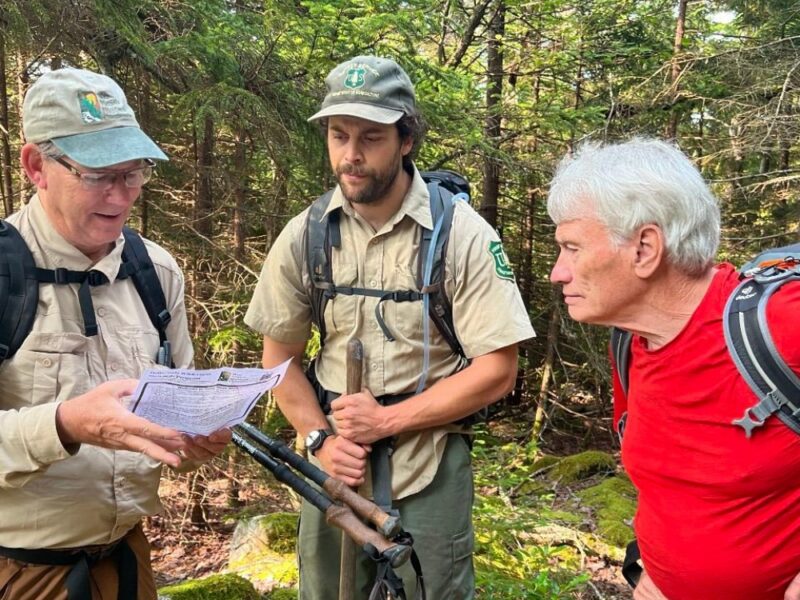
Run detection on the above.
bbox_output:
[577,475,637,547]
[157,573,259,600]
[547,451,616,483]
[230,512,298,558]
[227,512,299,593]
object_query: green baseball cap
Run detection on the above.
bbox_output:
[308,56,416,124]
[22,67,167,168]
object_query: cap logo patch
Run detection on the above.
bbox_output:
[344,67,366,89]
[78,91,103,123]
[488,241,515,281]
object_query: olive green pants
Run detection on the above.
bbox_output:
[298,434,475,600]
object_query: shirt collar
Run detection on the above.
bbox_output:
[27,194,126,281]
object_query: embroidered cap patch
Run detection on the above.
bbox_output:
[78,91,103,123]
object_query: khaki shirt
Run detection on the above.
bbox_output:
[0,195,193,549]
[246,168,534,499]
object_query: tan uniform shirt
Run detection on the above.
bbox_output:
[0,195,193,549]
[246,168,534,499]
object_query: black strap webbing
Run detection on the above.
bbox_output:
[622,539,642,588]
[0,538,137,600]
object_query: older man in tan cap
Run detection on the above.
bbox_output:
[245,55,534,599]
[0,67,230,600]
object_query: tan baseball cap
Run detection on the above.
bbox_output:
[22,68,167,168]
[308,56,416,124]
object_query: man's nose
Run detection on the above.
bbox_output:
[549,256,571,284]
[344,139,364,163]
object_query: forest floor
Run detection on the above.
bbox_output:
[146,412,631,599]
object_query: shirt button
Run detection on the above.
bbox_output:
[110,362,119,371]
[97,307,106,317]
[41,358,52,368]
[369,279,377,286]
[371,363,378,370]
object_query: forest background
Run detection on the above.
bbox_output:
[1,0,798,598]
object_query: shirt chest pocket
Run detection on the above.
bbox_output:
[387,263,423,339]
[327,261,360,335]
[1,333,90,408]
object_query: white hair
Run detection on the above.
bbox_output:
[547,138,720,277]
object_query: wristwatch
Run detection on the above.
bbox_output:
[305,428,334,456]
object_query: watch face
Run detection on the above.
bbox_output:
[306,430,321,448]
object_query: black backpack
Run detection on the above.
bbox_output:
[0,219,172,368]
[305,169,470,360]
[612,242,800,440]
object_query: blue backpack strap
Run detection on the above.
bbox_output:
[417,180,464,359]
[0,220,39,366]
[723,266,800,437]
[120,227,173,366]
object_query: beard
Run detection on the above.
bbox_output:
[336,159,402,205]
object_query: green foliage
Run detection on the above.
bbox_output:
[158,573,260,600]
[472,434,592,597]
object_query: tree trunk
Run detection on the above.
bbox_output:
[0,30,14,217]
[531,287,561,441]
[665,0,689,140]
[16,52,28,206]
[188,114,215,527]
[480,0,504,230]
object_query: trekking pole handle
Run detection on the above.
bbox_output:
[236,422,401,537]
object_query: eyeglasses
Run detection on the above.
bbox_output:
[51,156,154,189]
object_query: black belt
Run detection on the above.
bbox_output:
[0,537,138,600]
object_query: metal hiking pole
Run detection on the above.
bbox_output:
[340,337,363,600]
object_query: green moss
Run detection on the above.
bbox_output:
[158,573,259,600]
[578,475,637,547]
[548,451,616,483]
[529,455,561,472]
[263,588,298,600]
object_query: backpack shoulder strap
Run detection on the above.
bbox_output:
[0,220,39,367]
[723,270,800,437]
[418,179,465,358]
[610,326,633,396]
[610,326,633,440]
[306,190,337,347]
[120,227,172,362]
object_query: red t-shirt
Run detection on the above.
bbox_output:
[614,264,800,600]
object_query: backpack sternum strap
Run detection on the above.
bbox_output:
[724,272,800,437]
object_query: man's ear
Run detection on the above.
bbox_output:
[632,224,665,278]
[400,135,413,157]
[20,143,47,188]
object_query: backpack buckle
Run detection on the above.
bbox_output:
[54,268,69,284]
[732,391,787,438]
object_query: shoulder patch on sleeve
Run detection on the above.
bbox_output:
[488,240,515,281]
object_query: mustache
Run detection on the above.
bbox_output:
[337,164,369,177]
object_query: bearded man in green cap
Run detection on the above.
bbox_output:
[245,55,534,599]
[0,67,230,600]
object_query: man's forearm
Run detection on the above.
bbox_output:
[383,344,518,435]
